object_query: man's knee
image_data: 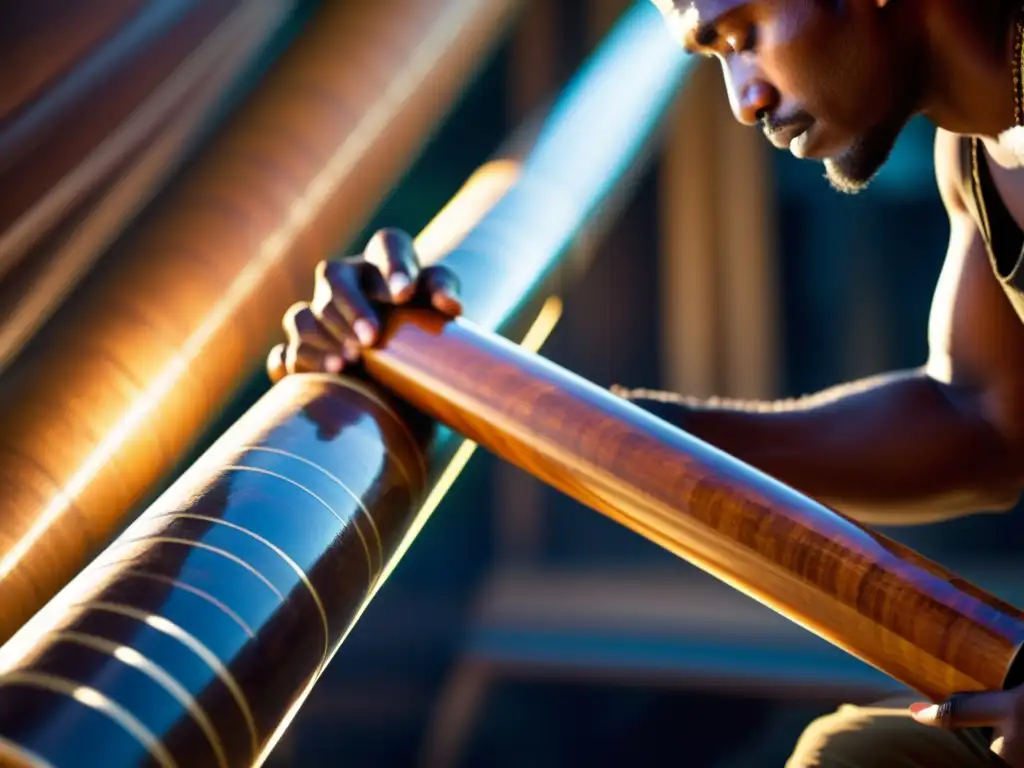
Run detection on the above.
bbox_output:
[786,702,993,768]
[787,705,886,768]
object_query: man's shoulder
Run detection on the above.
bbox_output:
[933,129,971,216]
[932,128,965,157]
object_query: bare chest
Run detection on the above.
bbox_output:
[982,141,1024,231]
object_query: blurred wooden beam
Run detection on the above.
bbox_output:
[508,0,561,123]
[658,59,779,399]
[0,0,294,372]
[0,0,520,645]
[586,0,631,45]
[659,61,720,398]
[495,0,567,564]
[715,84,779,399]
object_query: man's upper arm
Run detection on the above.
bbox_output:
[926,129,1024,446]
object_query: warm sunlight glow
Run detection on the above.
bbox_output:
[249,3,494,763]
[0,0,487,593]
[651,1,698,45]
[253,296,563,767]
[374,294,563,592]
[415,161,521,265]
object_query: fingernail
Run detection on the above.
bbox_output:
[353,319,375,346]
[910,704,937,721]
[389,273,411,298]
[324,354,343,373]
[433,292,462,315]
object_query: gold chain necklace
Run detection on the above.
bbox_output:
[1014,4,1024,125]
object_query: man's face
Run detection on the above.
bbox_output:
[655,0,922,193]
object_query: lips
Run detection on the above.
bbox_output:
[763,118,814,151]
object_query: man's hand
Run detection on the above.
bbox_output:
[911,690,1024,765]
[267,228,461,384]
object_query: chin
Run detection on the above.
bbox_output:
[822,126,901,195]
[823,159,876,194]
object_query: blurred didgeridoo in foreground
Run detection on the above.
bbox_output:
[362,307,1024,704]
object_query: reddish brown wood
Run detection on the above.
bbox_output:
[0,0,518,644]
[0,0,142,122]
[0,9,692,762]
[364,309,1024,701]
[0,0,287,279]
[0,746,39,768]
[0,0,292,370]
[0,375,430,767]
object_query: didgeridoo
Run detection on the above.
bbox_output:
[363,308,1024,704]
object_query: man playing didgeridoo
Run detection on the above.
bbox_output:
[267,1,1024,764]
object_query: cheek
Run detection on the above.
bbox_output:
[764,4,898,129]
[757,3,873,124]
[816,47,893,128]
[765,35,885,130]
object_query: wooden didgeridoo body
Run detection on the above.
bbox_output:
[0,375,435,768]
[0,6,693,764]
[364,310,1024,703]
[0,0,296,370]
[0,0,292,281]
[0,0,517,645]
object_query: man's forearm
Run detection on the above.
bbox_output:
[616,370,1024,524]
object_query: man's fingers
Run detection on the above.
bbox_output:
[282,303,336,352]
[267,343,343,382]
[286,343,345,376]
[421,265,463,316]
[267,343,288,384]
[284,236,456,380]
[911,692,1016,729]
[313,260,378,347]
[992,732,1024,767]
[271,227,462,385]
[266,339,347,384]
[363,228,419,303]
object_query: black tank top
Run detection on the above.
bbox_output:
[960,136,1024,323]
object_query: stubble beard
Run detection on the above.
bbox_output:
[824,158,873,194]
[822,113,908,194]
[822,135,894,194]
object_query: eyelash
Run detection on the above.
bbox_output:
[743,24,759,53]
[730,24,758,55]
[693,20,758,58]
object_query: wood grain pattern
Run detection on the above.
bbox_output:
[0,0,293,372]
[0,7,690,764]
[0,0,282,279]
[363,309,1024,702]
[0,0,143,122]
[0,0,517,644]
[0,375,429,768]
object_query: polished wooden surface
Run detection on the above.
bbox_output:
[0,0,287,281]
[0,375,429,767]
[0,0,141,120]
[0,0,294,371]
[0,0,517,644]
[364,310,1024,701]
[0,6,691,764]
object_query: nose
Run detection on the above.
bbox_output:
[720,58,778,126]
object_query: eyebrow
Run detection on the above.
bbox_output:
[692,22,718,47]
[678,21,718,55]
[663,5,717,54]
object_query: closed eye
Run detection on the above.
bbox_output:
[738,23,758,53]
[726,23,758,55]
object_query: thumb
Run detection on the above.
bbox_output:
[993,732,1024,767]
[911,691,1016,729]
